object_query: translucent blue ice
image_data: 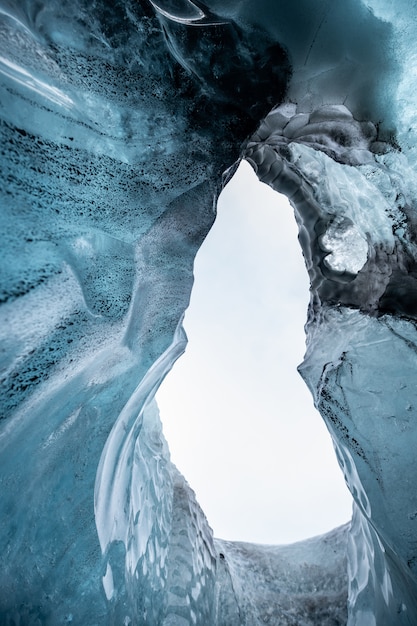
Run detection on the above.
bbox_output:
[1,1,417,623]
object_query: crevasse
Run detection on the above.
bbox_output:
[1,1,417,624]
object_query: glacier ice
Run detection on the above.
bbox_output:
[1,0,417,624]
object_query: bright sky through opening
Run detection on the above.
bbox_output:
[157,160,352,545]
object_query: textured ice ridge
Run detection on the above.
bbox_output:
[1,0,417,624]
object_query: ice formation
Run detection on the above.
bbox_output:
[1,0,417,624]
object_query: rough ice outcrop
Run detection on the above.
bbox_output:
[1,0,417,624]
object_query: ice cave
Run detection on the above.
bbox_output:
[1,0,417,624]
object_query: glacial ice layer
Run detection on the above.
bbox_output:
[1,0,417,624]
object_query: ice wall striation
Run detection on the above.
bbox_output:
[244,3,417,622]
[1,0,417,624]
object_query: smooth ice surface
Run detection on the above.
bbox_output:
[2,1,417,624]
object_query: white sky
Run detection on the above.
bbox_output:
[156,159,352,545]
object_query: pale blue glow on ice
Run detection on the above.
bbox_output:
[2,1,417,623]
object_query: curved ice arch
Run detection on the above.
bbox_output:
[1,0,417,624]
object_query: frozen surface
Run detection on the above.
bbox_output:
[214,525,349,625]
[1,0,417,624]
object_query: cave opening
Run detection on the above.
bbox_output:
[156,159,352,544]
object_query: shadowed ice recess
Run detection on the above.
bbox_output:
[2,0,417,624]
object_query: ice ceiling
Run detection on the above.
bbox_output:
[1,0,417,624]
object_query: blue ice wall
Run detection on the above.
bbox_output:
[1,1,417,624]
